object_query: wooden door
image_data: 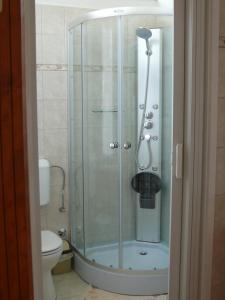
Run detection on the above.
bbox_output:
[0,1,34,299]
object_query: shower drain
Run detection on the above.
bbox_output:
[139,251,148,256]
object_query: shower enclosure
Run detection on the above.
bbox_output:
[69,7,174,296]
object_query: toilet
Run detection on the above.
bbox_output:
[39,159,63,300]
[41,231,63,300]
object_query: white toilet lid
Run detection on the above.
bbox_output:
[41,230,62,253]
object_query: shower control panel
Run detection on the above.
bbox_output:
[136,28,162,242]
[144,121,153,129]
[145,112,153,119]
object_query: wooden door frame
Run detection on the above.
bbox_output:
[0,0,219,299]
[179,0,219,299]
[21,0,43,299]
[0,0,39,299]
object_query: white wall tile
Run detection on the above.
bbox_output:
[42,34,66,64]
[36,70,43,99]
[38,129,45,158]
[36,34,43,64]
[43,71,67,99]
[46,185,69,233]
[42,5,65,35]
[37,101,44,129]
[36,4,73,233]
[35,5,42,34]
[44,100,67,129]
[65,7,90,24]
[43,129,68,161]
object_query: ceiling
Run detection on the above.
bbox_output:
[35,0,161,9]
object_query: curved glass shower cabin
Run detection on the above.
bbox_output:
[69,7,173,296]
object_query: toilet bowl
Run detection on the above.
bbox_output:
[41,230,63,300]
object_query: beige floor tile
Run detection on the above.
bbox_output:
[84,288,168,300]
[53,271,91,299]
[57,296,85,300]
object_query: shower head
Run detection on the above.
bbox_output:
[136,27,152,40]
[136,27,152,55]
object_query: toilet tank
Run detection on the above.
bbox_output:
[39,159,50,206]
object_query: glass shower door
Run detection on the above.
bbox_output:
[81,17,120,267]
[70,12,177,273]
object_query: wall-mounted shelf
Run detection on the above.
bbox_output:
[92,105,118,113]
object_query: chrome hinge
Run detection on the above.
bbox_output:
[175,144,183,179]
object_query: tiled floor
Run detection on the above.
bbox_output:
[53,271,168,300]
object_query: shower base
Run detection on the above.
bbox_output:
[74,241,169,296]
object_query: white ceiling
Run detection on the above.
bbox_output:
[35,0,161,9]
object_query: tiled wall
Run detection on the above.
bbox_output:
[36,5,89,234]
[211,1,225,299]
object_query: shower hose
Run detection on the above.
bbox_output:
[136,51,152,171]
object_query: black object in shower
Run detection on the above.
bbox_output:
[131,172,162,209]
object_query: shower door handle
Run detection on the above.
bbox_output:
[123,142,131,150]
[110,142,119,149]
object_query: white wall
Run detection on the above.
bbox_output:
[158,0,173,10]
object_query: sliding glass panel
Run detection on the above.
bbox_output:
[82,17,120,267]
